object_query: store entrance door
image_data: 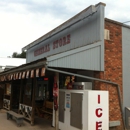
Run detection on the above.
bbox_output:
[0,88,4,109]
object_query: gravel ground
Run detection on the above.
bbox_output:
[0,109,55,130]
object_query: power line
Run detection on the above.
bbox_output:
[123,21,130,24]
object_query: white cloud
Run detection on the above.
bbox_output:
[0,0,130,57]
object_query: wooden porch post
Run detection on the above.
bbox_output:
[31,72,36,125]
[18,79,23,114]
[19,79,23,104]
[55,72,59,130]
[10,81,13,110]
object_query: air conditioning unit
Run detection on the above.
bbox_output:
[72,82,92,90]
[104,29,110,40]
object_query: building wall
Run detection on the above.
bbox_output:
[0,57,26,67]
[26,3,105,64]
[94,19,123,130]
[122,26,130,116]
[47,42,104,71]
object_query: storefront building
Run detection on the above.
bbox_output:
[0,58,25,108]
[0,2,130,130]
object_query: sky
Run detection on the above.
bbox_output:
[0,0,130,58]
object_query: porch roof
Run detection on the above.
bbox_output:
[0,57,47,81]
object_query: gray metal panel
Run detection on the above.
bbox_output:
[70,93,82,129]
[125,107,130,129]
[109,121,120,127]
[59,91,65,123]
[122,26,130,118]
[26,3,105,63]
[47,41,103,71]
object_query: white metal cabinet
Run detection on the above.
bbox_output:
[58,89,108,130]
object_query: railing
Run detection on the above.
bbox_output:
[3,99,10,110]
[19,103,32,121]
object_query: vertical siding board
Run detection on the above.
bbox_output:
[48,45,102,71]
[26,4,105,63]
[122,27,130,112]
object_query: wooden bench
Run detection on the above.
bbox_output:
[7,111,24,127]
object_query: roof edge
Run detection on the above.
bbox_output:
[105,18,130,29]
[22,2,105,51]
[105,18,123,26]
[95,2,106,7]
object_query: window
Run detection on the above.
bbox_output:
[6,83,11,95]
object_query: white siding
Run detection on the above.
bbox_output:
[0,57,26,67]
[47,41,103,71]
[26,3,105,63]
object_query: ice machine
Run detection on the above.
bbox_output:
[58,89,109,130]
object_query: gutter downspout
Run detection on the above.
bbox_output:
[46,67,126,130]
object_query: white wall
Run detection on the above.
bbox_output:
[0,57,26,67]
